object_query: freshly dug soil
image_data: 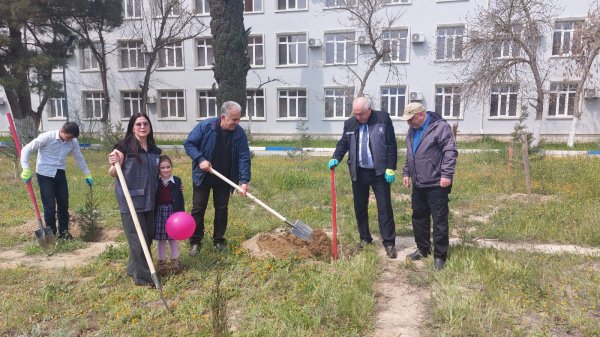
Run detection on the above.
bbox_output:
[242,229,332,262]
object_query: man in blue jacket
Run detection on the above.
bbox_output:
[328,96,398,259]
[184,101,251,255]
[401,102,458,271]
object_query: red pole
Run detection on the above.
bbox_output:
[330,169,338,261]
[6,113,43,223]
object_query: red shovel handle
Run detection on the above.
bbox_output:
[6,113,43,221]
[330,168,338,261]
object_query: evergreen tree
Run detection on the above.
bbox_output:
[208,0,251,113]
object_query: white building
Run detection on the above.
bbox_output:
[1,0,599,140]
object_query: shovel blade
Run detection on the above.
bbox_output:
[35,226,56,249]
[291,220,313,242]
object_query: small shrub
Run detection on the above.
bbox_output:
[77,186,103,242]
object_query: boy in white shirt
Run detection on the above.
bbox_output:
[20,122,93,240]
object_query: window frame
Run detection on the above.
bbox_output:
[276,0,308,12]
[277,33,308,67]
[435,25,464,61]
[195,37,214,68]
[157,40,184,69]
[193,0,210,15]
[82,91,105,120]
[244,0,263,13]
[124,0,143,19]
[380,86,408,118]
[489,84,519,119]
[324,87,355,119]
[547,82,577,118]
[324,31,357,65]
[382,28,409,63]
[551,20,584,57]
[79,44,100,71]
[121,90,143,120]
[119,40,146,70]
[434,85,462,119]
[277,88,308,119]
[157,90,186,119]
[196,89,218,119]
[323,0,356,9]
[48,93,67,120]
[244,89,266,120]
[247,34,265,67]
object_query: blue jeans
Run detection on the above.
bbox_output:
[37,170,69,234]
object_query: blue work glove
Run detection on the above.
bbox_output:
[328,159,339,169]
[85,174,94,187]
[384,169,395,184]
[21,168,32,183]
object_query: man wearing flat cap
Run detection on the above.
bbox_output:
[401,102,457,270]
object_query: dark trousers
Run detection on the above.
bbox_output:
[37,170,69,234]
[351,168,396,247]
[190,181,231,245]
[411,185,451,260]
[121,211,155,285]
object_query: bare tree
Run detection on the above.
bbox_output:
[460,0,559,146]
[246,70,287,137]
[563,1,600,147]
[126,0,207,112]
[330,0,404,96]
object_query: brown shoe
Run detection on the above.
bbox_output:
[170,258,182,275]
[157,260,168,277]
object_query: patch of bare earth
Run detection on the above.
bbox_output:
[0,221,121,269]
[242,229,332,261]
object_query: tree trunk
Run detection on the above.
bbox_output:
[209,0,250,114]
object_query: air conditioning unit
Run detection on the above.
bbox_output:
[409,91,424,101]
[584,88,599,99]
[411,33,425,43]
[308,38,322,48]
[146,96,157,104]
[357,35,370,45]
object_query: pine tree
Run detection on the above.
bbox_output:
[208,0,251,113]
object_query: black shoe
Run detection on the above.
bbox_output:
[356,240,372,250]
[213,242,227,252]
[189,244,200,257]
[384,245,397,259]
[434,258,446,271]
[58,231,73,240]
[407,249,428,261]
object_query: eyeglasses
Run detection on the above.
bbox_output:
[134,122,150,128]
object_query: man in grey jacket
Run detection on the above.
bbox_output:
[401,102,458,270]
[329,96,398,259]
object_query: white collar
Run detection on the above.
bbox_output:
[160,175,175,184]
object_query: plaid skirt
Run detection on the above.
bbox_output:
[155,204,174,240]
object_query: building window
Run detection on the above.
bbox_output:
[248,35,264,67]
[278,89,307,118]
[125,0,142,18]
[278,34,307,66]
[490,84,518,118]
[196,38,214,67]
[382,29,409,63]
[158,41,184,68]
[324,0,356,8]
[151,0,181,16]
[80,45,100,70]
[122,91,142,119]
[277,0,307,11]
[384,0,411,4]
[245,0,263,12]
[325,32,356,65]
[324,87,354,118]
[83,92,104,119]
[158,90,185,118]
[552,21,583,56]
[49,94,66,119]
[194,0,210,14]
[548,82,577,117]
[197,90,218,118]
[493,39,520,59]
[436,26,464,61]
[119,41,146,69]
[245,89,265,120]
[381,86,407,118]
[435,85,461,118]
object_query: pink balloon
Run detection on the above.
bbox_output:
[165,212,196,240]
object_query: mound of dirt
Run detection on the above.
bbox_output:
[242,229,332,261]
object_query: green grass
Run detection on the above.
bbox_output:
[1,150,599,336]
